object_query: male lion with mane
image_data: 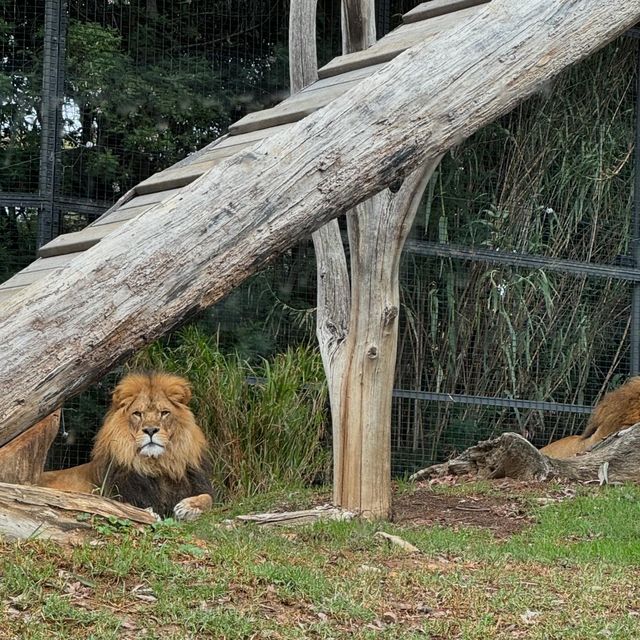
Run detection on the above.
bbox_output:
[540,376,640,459]
[40,372,214,521]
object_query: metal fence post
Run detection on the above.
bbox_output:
[37,0,68,249]
[631,39,640,375]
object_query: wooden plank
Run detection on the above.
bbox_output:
[137,124,303,193]
[92,204,153,226]
[403,0,489,23]
[296,62,385,93]
[16,253,81,275]
[318,6,478,78]
[220,122,292,145]
[136,145,252,195]
[0,269,52,290]
[38,222,122,258]
[118,188,183,210]
[229,78,363,135]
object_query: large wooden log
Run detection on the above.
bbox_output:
[409,425,640,484]
[0,482,157,543]
[1,0,639,444]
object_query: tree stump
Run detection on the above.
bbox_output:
[0,411,60,485]
[410,425,640,484]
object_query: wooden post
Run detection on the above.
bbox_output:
[0,0,639,448]
[290,0,441,518]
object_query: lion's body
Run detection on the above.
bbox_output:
[540,377,640,459]
[39,372,214,520]
[539,435,586,459]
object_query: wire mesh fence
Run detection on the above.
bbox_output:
[1,2,639,482]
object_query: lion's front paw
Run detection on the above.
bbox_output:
[173,494,212,522]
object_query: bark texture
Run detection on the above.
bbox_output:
[289,0,319,94]
[410,425,640,484]
[336,160,440,518]
[1,0,639,445]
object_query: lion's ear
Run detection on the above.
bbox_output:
[110,374,145,409]
[111,384,133,410]
[164,377,192,406]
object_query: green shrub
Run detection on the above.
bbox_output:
[130,326,329,500]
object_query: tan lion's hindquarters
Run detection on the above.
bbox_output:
[539,435,587,460]
[39,462,97,494]
[173,493,213,522]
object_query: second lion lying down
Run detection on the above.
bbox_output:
[540,376,640,460]
[40,372,214,521]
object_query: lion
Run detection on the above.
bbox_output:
[40,372,214,521]
[540,376,640,459]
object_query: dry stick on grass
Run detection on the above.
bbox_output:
[374,531,420,553]
[410,424,640,484]
[235,505,356,526]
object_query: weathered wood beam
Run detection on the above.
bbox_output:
[1,0,639,444]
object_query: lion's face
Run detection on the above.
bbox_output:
[127,392,180,458]
[92,372,208,479]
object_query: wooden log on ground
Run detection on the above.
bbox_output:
[235,504,355,526]
[1,0,640,445]
[0,482,158,543]
[409,424,640,484]
[0,412,60,484]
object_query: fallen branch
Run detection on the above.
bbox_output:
[235,504,355,526]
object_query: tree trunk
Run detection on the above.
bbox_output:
[0,482,157,543]
[337,161,440,518]
[1,0,639,445]
[409,426,640,484]
[0,412,59,484]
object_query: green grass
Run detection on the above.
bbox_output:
[2,483,640,639]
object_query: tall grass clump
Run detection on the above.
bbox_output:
[130,326,329,500]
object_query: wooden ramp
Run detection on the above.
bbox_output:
[0,0,489,308]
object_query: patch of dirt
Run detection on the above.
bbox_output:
[392,480,540,537]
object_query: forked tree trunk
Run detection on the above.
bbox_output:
[409,426,640,484]
[336,162,440,517]
[1,0,639,448]
[291,0,440,517]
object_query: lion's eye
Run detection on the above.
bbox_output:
[160,410,171,418]
[132,411,142,418]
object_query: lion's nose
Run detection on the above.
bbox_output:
[143,427,160,437]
